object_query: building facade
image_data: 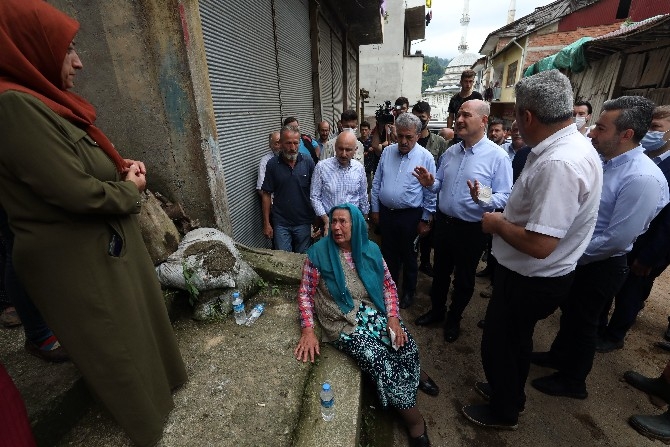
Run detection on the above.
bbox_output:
[359,0,425,122]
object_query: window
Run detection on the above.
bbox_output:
[506,61,518,87]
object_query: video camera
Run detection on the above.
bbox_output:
[375,100,395,124]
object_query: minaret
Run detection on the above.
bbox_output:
[458,0,470,53]
[507,0,516,24]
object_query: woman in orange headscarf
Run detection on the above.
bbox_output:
[0,1,187,445]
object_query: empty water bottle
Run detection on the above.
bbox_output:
[245,303,265,326]
[320,382,335,421]
[232,292,246,325]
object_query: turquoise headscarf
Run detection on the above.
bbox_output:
[306,203,386,315]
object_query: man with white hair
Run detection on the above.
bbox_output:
[370,112,436,309]
[463,70,603,430]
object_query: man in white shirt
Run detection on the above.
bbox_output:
[461,70,603,430]
[574,100,593,137]
[320,110,364,162]
[256,131,281,195]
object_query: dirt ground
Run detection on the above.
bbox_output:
[385,258,670,447]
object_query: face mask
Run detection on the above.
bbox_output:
[574,116,586,129]
[641,130,669,151]
[419,118,429,129]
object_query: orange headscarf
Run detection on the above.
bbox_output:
[0,0,126,172]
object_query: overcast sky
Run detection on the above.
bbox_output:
[413,0,556,59]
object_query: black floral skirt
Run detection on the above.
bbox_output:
[333,302,420,409]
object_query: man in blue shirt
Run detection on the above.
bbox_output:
[413,99,512,342]
[261,126,315,253]
[370,112,436,309]
[597,105,670,351]
[531,96,668,400]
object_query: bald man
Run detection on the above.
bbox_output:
[310,131,369,234]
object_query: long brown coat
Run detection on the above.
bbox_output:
[0,91,187,447]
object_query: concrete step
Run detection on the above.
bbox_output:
[23,286,361,447]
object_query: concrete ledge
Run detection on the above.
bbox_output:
[293,343,362,447]
[236,244,306,285]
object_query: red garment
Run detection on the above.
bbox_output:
[0,363,36,447]
[0,0,125,172]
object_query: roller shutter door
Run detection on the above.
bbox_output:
[275,0,315,136]
[199,0,280,247]
[318,15,334,127]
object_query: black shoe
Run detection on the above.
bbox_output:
[444,320,460,343]
[477,319,486,329]
[629,410,670,443]
[530,351,560,370]
[624,371,670,405]
[665,316,670,342]
[474,381,526,414]
[415,310,444,326]
[400,293,414,309]
[419,371,440,396]
[419,263,434,277]
[595,336,624,353]
[474,381,492,400]
[409,421,431,447]
[531,373,588,399]
[462,404,518,430]
[475,266,491,278]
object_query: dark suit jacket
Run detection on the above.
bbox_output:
[633,155,670,268]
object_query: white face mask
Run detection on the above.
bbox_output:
[573,116,587,130]
[641,130,669,152]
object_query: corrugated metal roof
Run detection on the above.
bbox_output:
[479,0,601,54]
[584,14,670,61]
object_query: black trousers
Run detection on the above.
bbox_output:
[379,205,423,295]
[429,212,486,321]
[600,253,668,342]
[549,255,629,383]
[419,225,433,266]
[482,265,574,422]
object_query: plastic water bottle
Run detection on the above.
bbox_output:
[320,382,335,421]
[245,303,265,326]
[232,292,246,325]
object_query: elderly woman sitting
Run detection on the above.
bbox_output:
[294,203,437,446]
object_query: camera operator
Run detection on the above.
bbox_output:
[372,97,409,157]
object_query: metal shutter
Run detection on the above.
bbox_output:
[199,0,280,247]
[347,44,358,113]
[318,15,334,126]
[331,32,344,122]
[275,0,315,136]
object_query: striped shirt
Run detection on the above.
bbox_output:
[310,157,369,217]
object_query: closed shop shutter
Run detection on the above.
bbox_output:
[199,0,280,247]
[331,32,344,122]
[347,44,358,114]
[275,0,315,136]
[318,15,334,127]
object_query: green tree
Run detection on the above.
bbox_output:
[422,56,451,92]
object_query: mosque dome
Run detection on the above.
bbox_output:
[447,52,480,68]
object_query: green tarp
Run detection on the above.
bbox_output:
[523,36,593,77]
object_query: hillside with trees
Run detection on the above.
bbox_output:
[422,56,451,92]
